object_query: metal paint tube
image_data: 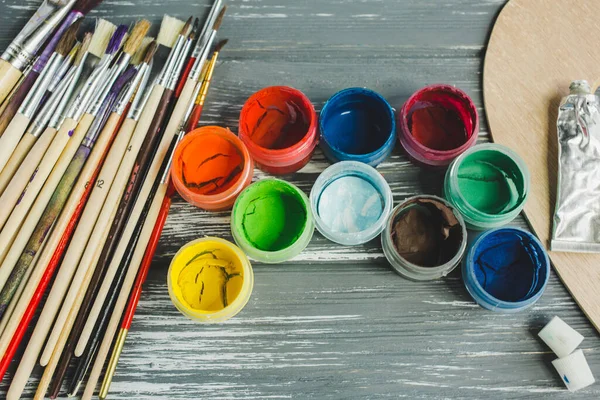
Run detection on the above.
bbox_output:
[552,80,600,252]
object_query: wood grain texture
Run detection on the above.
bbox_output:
[0,0,599,399]
[484,0,600,333]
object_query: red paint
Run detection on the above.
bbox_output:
[239,86,318,175]
[171,126,254,211]
[398,84,479,167]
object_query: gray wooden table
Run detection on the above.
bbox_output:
[1,0,599,399]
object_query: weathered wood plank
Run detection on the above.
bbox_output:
[0,0,598,399]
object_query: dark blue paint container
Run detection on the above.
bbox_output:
[463,227,549,312]
[319,88,396,167]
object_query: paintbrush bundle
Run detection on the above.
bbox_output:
[0,1,229,399]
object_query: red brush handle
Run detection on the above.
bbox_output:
[175,57,196,98]
[0,171,94,380]
[188,104,204,132]
[122,195,172,330]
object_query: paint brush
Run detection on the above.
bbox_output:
[190,40,225,129]
[0,24,122,295]
[0,66,137,320]
[0,20,114,246]
[0,41,151,376]
[98,47,222,399]
[35,19,183,373]
[0,0,105,140]
[2,46,154,400]
[67,18,192,367]
[0,0,77,105]
[0,21,80,175]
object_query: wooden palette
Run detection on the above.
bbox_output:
[484,0,600,331]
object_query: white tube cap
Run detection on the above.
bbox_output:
[538,316,584,358]
[552,349,595,392]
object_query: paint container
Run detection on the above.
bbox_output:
[382,195,467,281]
[310,161,393,245]
[167,237,254,323]
[239,86,318,175]
[319,87,396,167]
[398,84,479,167]
[444,143,529,230]
[231,179,314,263]
[463,227,550,313]
[171,126,254,211]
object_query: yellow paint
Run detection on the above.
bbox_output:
[168,237,253,322]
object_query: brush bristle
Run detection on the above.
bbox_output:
[214,38,228,53]
[124,20,152,56]
[213,6,227,31]
[88,19,116,58]
[75,33,92,66]
[181,16,193,36]
[107,25,129,55]
[143,41,158,65]
[157,16,185,48]
[74,0,104,15]
[56,20,81,56]
[132,37,154,65]
[193,17,200,35]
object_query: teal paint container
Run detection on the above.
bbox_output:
[444,143,529,230]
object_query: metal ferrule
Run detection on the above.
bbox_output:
[191,0,222,59]
[128,61,152,121]
[4,2,75,70]
[156,35,186,87]
[160,81,202,184]
[68,53,115,120]
[167,38,193,90]
[1,0,73,62]
[190,30,217,81]
[115,63,146,115]
[19,52,63,118]
[48,43,78,93]
[29,65,76,137]
[50,51,91,128]
[88,54,132,117]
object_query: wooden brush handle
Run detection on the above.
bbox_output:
[81,186,168,400]
[0,61,22,108]
[0,131,39,194]
[0,71,38,136]
[0,113,31,173]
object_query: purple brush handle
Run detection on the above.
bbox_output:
[0,71,39,133]
[33,11,83,73]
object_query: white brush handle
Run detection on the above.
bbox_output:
[82,186,167,400]
[40,86,166,366]
[0,61,22,108]
[75,83,194,355]
[0,113,29,173]
[0,130,41,194]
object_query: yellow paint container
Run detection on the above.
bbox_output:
[167,237,254,323]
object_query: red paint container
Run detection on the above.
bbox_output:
[239,86,318,175]
[398,84,479,167]
[171,126,254,211]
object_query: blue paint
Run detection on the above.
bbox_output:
[462,227,549,312]
[317,175,384,234]
[319,88,396,167]
[564,375,570,384]
[310,161,393,246]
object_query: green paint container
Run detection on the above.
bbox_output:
[444,143,529,230]
[231,179,314,263]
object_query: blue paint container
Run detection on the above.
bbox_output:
[319,88,396,167]
[310,161,393,245]
[463,227,550,312]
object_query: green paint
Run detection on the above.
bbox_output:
[233,180,307,251]
[456,149,525,215]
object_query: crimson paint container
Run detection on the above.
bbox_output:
[398,84,479,167]
[319,88,396,167]
[171,126,254,211]
[239,86,318,175]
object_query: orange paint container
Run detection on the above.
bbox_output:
[171,126,254,211]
